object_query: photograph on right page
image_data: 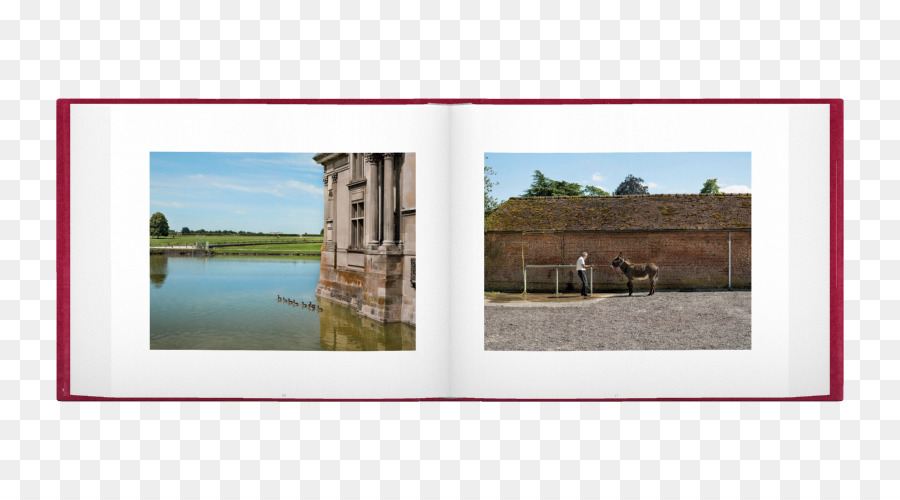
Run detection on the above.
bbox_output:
[483,152,752,351]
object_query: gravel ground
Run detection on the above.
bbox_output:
[484,291,751,351]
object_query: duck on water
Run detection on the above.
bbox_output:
[277,295,322,311]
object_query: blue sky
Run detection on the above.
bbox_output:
[150,152,324,234]
[485,152,752,203]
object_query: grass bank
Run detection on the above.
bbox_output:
[211,242,322,256]
[150,235,323,247]
[150,235,324,255]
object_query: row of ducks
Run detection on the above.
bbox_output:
[277,295,323,311]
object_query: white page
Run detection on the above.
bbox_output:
[70,104,451,399]
[449,104,831,399]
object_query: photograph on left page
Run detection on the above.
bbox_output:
[149,152,416,351]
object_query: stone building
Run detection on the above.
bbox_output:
[484,194,751,292]
[313,153,416,325]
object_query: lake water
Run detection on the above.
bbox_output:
[150,255,415,351]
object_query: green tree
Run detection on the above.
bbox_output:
[320,228,325,236]
[700,178,721,194]
[484,157,500,217]
[522,170,583,197]
[181,226,190,235]
[150,212,170,238]
[613,174,649,195]
[584,185,609,196]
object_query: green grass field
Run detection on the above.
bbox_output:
[150,235,324,255]
[150,235,323,247]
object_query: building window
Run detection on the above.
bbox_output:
[352,154,364,181]
[350,200,364,249]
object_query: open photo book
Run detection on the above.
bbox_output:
[58,99,843,401]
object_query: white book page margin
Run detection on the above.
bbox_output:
[449,104,830,399]
[787,104,831,396]
[69,105,112,398]
[70,104,451,399]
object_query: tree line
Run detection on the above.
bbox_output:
[179,228,304,237]
[484,161,725,217]
[150,212,322,238]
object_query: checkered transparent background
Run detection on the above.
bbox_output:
[1,1,896,498]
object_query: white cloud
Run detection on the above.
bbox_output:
[283,180,322,196]
[175,171,324,200]
[645,181,661,190]
[211,182,283,196]
[153,200,185,208]
[720,184,751,193]
[238,156,321,172]
[591,172,604,182]
[202,178,322,198]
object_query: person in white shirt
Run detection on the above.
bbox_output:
[576,252,592,298]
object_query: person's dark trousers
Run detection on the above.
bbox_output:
[578,270,589,296]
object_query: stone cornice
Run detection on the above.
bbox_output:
[313,153,348,166]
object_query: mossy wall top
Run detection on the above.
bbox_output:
[484,194,752,232]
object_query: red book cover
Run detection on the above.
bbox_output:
[57,99,842,401]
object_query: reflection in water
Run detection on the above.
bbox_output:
[149,254,168,288]
[150,256,415,351]
[318,299,416,351]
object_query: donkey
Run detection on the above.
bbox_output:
[611,252,659,296]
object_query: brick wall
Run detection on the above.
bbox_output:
[484,231,751,292]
